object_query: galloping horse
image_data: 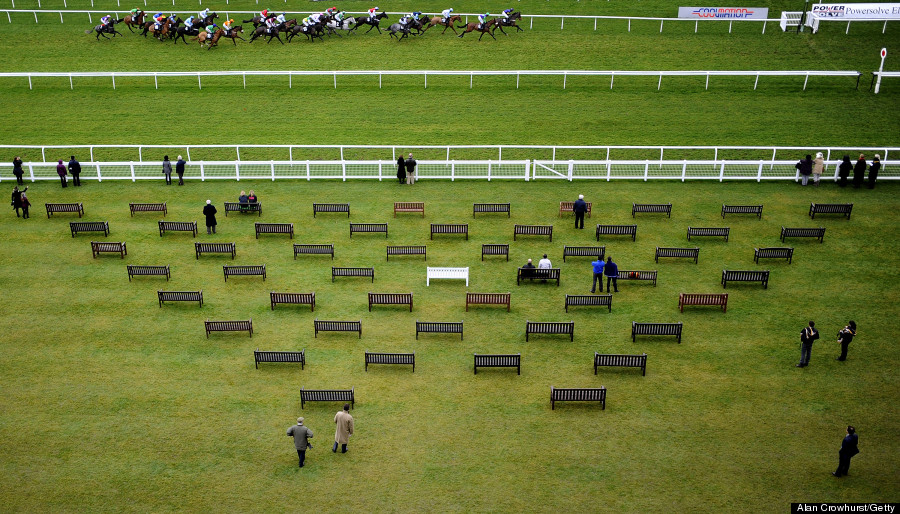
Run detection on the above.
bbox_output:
[195,28,224,48]
[86,19,124,40]
[422,14,462,34]
[248,24,284,44]
[123,11,144,32]
[493,12,523,35]
[242,14,271,28]
[219,25,245,45]
[173,25,199,44]
[347,12,388,34]
[457,18,498,40]
[386,22,411,41]
[325,16,355,33]
[286,23,324,43]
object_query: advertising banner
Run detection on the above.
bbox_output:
[811,3,900,18]
[678,7,770,19]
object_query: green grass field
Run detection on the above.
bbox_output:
[1,1,899,510]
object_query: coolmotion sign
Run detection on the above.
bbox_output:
[811,3,900,18]
[678,7,770,18]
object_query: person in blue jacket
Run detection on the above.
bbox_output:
[590,257,605,294]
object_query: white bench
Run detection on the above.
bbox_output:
[426,267,469,286]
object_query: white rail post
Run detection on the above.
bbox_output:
[424,72,427,89]
[198,74,201,89]
[705,73,710,90]
[516,72,520,89]
[567,160,574,181]
[186,146,192,161]
[154,73,157,89]
[391,147,396,161]
[486,161,491,180]
[628,18,631,32]
[563,72,567,89]
[28,74,32,90]
[130,162,135,182]
[138,146,142,162]
[28,164,34,182]
[470,72,472,89]
[498,147,503,161]
[446,147,450,161]
[341,161,346,181]
[306,161,310,181]
[695,20,698,33]
[754,74,759,90]
[289,73,291,89]
[762,20,766,34]
[234,146,239,161]
[714,148,718,161]
[379,73,381,88]
[875,48,887,94]
[41,147,45,162]
[235,162,240,180]
[659,19,663,32]
[451,161,456,180]
[610,72,614,89]
[846,20,850,34]
[552,147,556,160]
[560,16,563,30]
[111,74,115,89]
[606,160,611,182]
[643,161,649,181]
[33,10,37,23]
[681,160,687,182]
[729,20,732,33]
[757,160,764,182]
[242,72,245,89]
[334,72,337,89]
[719,161,726,182]
[199,163,204,181]
[486,161,489,182]
[96,163,102,182]
[524,159,530,181]
[803,73,809,90]
[270,161,275,181]
[378,162,382,181]
[90,147,94,161]
[289,147,293,161]
[770,148,776,170]
[657,74,662,90]
[452,162,456,181]
[340,147,344,160]
[59,11,63,22]
[69,74,73,89]
[594,18,596,30]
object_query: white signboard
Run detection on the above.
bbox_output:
[811,3,900,18]
[678,7,770,19]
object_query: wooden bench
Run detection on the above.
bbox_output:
[722,270,769,288]
[562,246,605,262]
[294,244,334,260]
[195,242,235,259]
[387,245,426,261]
[91,241,126,258]
[679,293,728,313]
[129,202,167,216]
[466,292,510,312]
[687,227,730,242]
[300,388,354,409]
[616,270,658,286]
[365,352,415,372]
[596,224,637,242]
[474,353,520,375]
[594,353,647,376]
[350,223,388,238]
[431,223,469,240]
[754,247,793,264]
[632,322,683,343]
[223,265,266,282]
[781,227,825,243]
[205,319,252,338]
[313,203,350,217]
[526,321,574,342]
[127,265,170,281]
[70,221,109,237]
[394,202,425,217]
[655,247,699,263]
[332,267,374,282]
[473,203,510,217]
[559,201,592,217]
[481,244,509,261]
[517,267,560,286]
[254,348,305,369]
[270,292,315,311]
[158,290,203,307]
[46,202,83,218]
[427,267,469,286]
[158,221,197,237]
[809,203,853,220]
[551,386,606,410]
[722,204,762,219]
[255,223,293,239]
[416,320,463,340]
[632,203,672,218]
[368,292,413,312]
[314,319,361,338]
[565,294,612,313]
[514,224,553,241]
[224,202,261,216]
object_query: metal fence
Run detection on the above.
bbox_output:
[3,159,896,182]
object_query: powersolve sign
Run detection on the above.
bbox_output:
[678,7,770,18]
[811,3,900,18]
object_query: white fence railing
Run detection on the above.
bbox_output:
[0,69,864,92]
[807,13,893,34]
[5,144,895,164]
[3,159,896,182]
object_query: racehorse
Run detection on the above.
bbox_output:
[457,18,498,40]
[286,23,324,43]
[123,11,144,32]
[493,12,523,35]
[85,19,124,40]
[242,14,272,28]
[422,14,461,34]
[386,22,411,41]
[325,16,355,33]
[173,25,200,44]
[219,25,245,45]
[195,28,224,48]
[347,12,388,34]
[248,24,284,44]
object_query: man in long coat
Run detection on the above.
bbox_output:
[332,403,354,453]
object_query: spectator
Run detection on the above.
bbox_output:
[12,156,24,185]
[604,256,619,293]
[837,155,852,188]
[832,426,859,477]
[812,152,824,186]
[573,194,587,229]
[538,254,552,269]
[68,155,82,187]
[332,403,354,454]
[20,191,31,219]
[852,154,866,188]
[796,321,819,368]
[795,154,812,186]
[590,256,605,294]
[396,154,406,184]
[405,153,416,185]
[56,159,68,188]
[287,417,314,468]
[203,199,217,234]
[11,185,27,218]
[867,155,880,189]
[239,190,249,203]
[162,155,172,185]
[521,258,535,279]
[836,321,856,361]
[175,155,186,185]
[248,190,258,203]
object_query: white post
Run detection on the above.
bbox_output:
[341,162,346,182]
[470,72,473,89]
[530,17,532,29]
[41,147,45,162]
[695,20,698,33]
[69,74,73,89]
[714,148,718,161]
[594,18,596,30]
[112,74,116,89]
[606,161,611,182]
[138,146,142,162]
[729,20,732,33]
[306,161,310,181]
[628,18,631,32]
[517,73,519,89]
[643,161,649,181]
[96,163,102,182]
[658,74,662,90]
[154,73,157,89]
[130,162,135,182]
[33,10,37,22]
[424,72,427,89]
[333,72,337,89]
[874,48,887,94]
[340,147,344,160]
[378,162,382,181]
[659,19,663,32]
[236,162,241,180]
[552,147,556,160]
[200,163,204,181]
[288,73,291,89]
[754,74,759,90]
[379,73,381,88]
[486,162,490,180]
[452,162,456,181]
[803,73,809,90]
[90,147,94,161]
[446,147,450,161]
[757,161,764,182]
[560,17,563,30]
[762,20,766,34]
[198,74,201,90]
[567,160,574,181]
[235,146,239,161]
[498,147,503,161]
[187,147,192,161]
[719,161,726,182]
[705,73,710,90]
[610,72,614,89]
[28,74,32,90]
[451,161,455,180]
[289,147,293,161]
[28,164,34,182]
[846,20,850,34]
[59,11,63,22]
[242,72,245,89]
[770,148,776,170]
[563,72,567,89]
[524,159,530,181]
[681,161,687,182]
[270,161,275,181]
[486,161,489,182]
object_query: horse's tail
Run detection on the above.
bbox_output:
[457,24,468,28]
[84,29,93,34]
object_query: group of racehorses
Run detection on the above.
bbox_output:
[88,10,523,47]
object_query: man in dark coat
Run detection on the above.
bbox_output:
[833,426,859,477]
[175,155,186,185]
[203,200,217,234]
[573,194,587,229]
[11,185,27,217]
[12,156,24,185]
[68,156,81,187]
[837,155,852,187]
[867,155,881,189]
[604,256,619,293]
[796,321,819,367]
[405,153,417,185]
[836,321,856,361]
[287,417,314,468]
[852,154,867,188]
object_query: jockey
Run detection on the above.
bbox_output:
[411,11,422,21]
[168,13,178,24]
[184,15,194,29]
[334,11,346,26]
[129,8,140,19]
[259,8,270,19]
[302,16,312,27]
[205,23,216,38]
[441,8,453,23]
[367,7,380,19]
[275,12,286,25]
[100,14,111,26]
[153,12,165,29]
[501,8,513,20]
[199,7,210,20]
[309,12,323,24]
[264,16,278,29]
[477,12,488,29]
[325,6,338,16]
[222,18,234,34]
